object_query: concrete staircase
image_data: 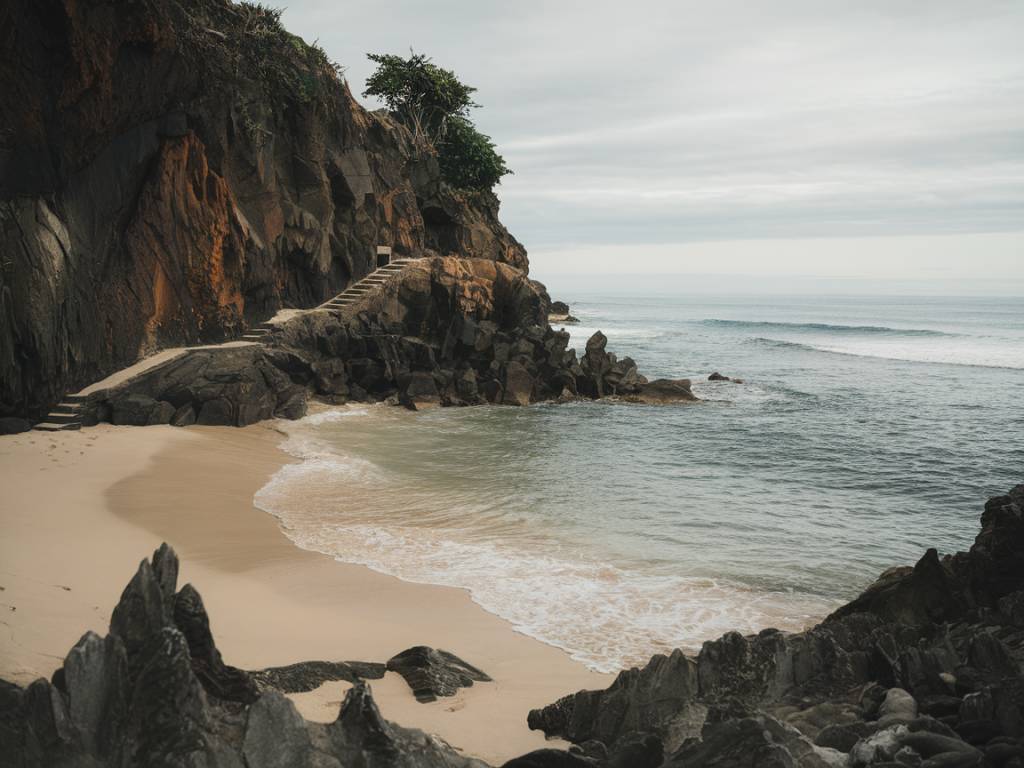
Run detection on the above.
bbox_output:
[31,254,420,431]
[239,321,276,343]
[34,394,86,431]
[318,258,416,312]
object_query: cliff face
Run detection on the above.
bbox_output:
[71,257,693,428]
[0,0,526,419]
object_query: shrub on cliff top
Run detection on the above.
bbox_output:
[364,52,476,137]
[437,117,512,192]
[234,2,343,104]
[363,51,511,192]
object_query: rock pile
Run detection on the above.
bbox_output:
[77,257,698,426]
[524,484,1024,767]
[0,544,490,768]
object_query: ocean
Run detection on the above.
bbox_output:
[254,293,1024,673]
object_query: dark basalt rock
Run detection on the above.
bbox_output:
[0,544,488,768]
[0,417,31,434]
[110,393,176,426]
[80,259,695,424]
[0,0,527,421]
[386,646,492,703]
[173,584,260,705]
[250,660,386,694]
[626,378,698,404]
[708,372,743,384]
[242,690,313,768]
[501,749,595,767]
[530,485,1024,762]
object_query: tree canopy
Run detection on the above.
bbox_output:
[364,51,511,192]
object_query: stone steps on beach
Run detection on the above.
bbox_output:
[34,421,82,431]
[316,257,417,313]
[35,399,85,431]
[32,253,420,431]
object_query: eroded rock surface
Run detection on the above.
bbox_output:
[250,661,385,694]
[76,256,698,425]
[386,646,492,703]
[0,545,487,768]
[0,0,525,420]
[528,484,1024,767]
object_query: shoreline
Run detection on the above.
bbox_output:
[0,422,611,764]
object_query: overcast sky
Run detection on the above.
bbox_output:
[282,1,1024,291]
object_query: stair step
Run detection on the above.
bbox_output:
[245,328,270,335]
[53,404,80,414]
[43,412,81,424]
[63,394,87,403]
[34,422,82,432]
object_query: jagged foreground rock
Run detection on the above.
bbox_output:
[0,0,526,420]
[1,488,1020,767]
[0,544,490,768]
[76,256,697,426]
[523,485,1024,768]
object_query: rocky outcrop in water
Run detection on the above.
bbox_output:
[0,543,489,768]
[0,0,525,420]
[527,484,1024,767]
[75,256,697,424]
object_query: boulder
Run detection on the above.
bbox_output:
[242,690,313,768]
[400,370,440,406]
[173,584,260,704]
[502,361,534,406]
[629,379,698,404]
[170,403,196,427]
[0,417,31,434]
[110,394,174,426]
[879,688,920,726]
[385,646,492,703]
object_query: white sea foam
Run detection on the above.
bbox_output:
[255,410,836,672]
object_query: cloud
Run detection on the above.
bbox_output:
[280,0,1024,272]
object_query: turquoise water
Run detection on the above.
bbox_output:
[255,294,1024,672]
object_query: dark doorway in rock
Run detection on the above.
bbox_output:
[376,245,392,268]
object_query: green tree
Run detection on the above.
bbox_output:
[364,52,476,137]
[363,51,511,192]
[438,117,511,192]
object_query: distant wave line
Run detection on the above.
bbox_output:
[702,319,952,337]
[751,337,1023,370]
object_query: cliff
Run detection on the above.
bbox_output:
[0,0,526,419]
[71,256,694,427]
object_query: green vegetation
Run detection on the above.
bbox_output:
[233,2,343,104]
[437,117,512,192]
[363,51,511,192]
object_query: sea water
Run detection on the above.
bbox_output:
[254,293,1024,672]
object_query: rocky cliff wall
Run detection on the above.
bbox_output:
[74,257,695,427]
[0,0,526,419]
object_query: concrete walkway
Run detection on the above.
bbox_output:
[34,257,421,431]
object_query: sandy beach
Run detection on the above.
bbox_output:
[0,422,611,765]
